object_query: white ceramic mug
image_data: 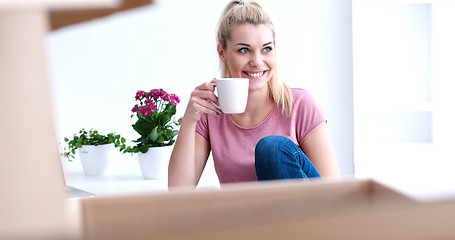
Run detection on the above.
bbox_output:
[212,78,249,114]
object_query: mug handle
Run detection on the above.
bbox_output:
[210,82,221,110]
[211,100,221,110]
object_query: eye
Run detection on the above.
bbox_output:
[263,46,273,53]
[238,48,249,54]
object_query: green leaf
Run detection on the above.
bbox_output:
[148,126,160,142]
[156,135,164,144]
[62,128,129,159]
[132,118,153,136]
[169,130,178,138]
[139,145,149,153]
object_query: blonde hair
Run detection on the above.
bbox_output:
[217,0,293,115]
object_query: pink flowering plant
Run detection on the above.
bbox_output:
[123,89,181,153]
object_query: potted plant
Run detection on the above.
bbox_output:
[63,128,126,176]
[123,89,181,179]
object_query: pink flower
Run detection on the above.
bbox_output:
[150,102,157,112]
[170,94,180,106]
[131,104,138,113]
[132,89,179,116]
[163,93,169,101]
[174,94,180,103]
[139,106,147,115]
[144,106,152,116]
[136,91,146,100]
[150,89,160,98]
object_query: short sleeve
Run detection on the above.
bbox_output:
[293,89,326,145]
[195,113,210,142]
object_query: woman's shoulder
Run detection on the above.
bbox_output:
[290,88,317,103]
[289,88,324,115]
[289,88,326,125]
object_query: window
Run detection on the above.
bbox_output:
[353,0,455,197]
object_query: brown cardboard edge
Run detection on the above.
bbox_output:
[80,179,421,240]
[48,0,153,31]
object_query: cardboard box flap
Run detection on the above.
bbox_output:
[81,179,423,240]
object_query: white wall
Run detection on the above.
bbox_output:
[47,0,354,185]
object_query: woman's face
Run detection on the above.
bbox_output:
[218,23,276,92]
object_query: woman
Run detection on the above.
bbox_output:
[168,0,340,188]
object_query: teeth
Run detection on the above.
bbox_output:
[247,71,264,78]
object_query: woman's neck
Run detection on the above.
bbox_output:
[231,87,275,128]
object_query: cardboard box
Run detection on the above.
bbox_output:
[79,178,455,240]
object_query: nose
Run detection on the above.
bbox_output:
[249,52,263,67]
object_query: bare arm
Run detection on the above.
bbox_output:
[301,122,340,179]
[168,80,221,188]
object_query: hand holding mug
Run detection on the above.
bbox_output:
[184,80,220,122]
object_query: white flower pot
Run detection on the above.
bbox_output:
[79,143,114,176]
[137,145,173,180]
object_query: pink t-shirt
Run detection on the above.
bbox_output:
[195,88,326,184]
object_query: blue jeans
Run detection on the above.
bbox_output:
[255,135,321,181]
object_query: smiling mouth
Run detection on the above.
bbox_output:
[244,71,266,78]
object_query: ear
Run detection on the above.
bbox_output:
[217,44,226,63]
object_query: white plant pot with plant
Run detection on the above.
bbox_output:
[79,143,114,176]
[63,129,126,176]
[124,89,180,180]
[137,145,173,179]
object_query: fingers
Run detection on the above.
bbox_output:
[198,80,216,92]
[191,88,220,114]
[183,80,221,122]
[194,88,216,103]
[189,96,220,117]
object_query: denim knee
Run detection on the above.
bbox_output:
[255,135,290,158]
[255,135,321,181]
[255,136,301,180]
